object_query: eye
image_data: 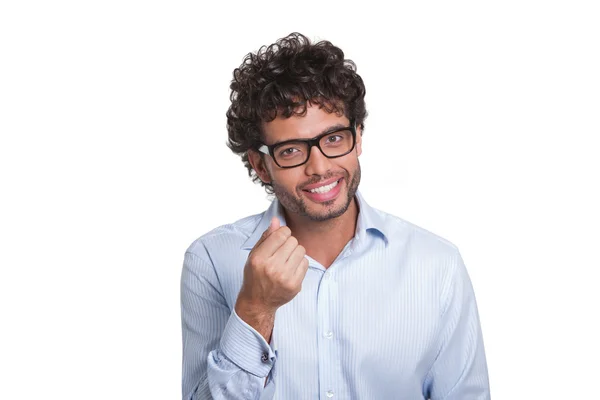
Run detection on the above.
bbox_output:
[279,147,301,157]
[323,134,345,146]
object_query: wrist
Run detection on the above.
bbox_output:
[235,295,276,342]
[235,296,276,321]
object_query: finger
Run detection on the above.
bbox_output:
[254,217,281,249]
[270,217,281,232]
[270,235,299,266]
[284,244,306,270]
[292,256,310,281]
[256,226,292,256]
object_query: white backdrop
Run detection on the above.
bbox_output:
[1,1,599,399]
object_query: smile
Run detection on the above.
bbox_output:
[307,179,341,194]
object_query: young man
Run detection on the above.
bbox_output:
[181,33,490,399]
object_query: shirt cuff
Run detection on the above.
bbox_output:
[219,309,276,378]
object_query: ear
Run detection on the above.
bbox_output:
[247,149,272,184]
[355,125,363,157]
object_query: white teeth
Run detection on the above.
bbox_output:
[309,179,339,194]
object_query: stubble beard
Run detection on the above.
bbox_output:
[270,162,361,222]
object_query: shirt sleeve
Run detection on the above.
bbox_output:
[181,251,277,400]
[423,250,491,400]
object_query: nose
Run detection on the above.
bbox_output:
[303,145,332,176]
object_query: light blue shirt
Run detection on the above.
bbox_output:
[181,191,490,399]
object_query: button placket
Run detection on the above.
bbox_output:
[317,269,335,400]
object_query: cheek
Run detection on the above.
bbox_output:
[273,170,304,189]
[341,158,359,173]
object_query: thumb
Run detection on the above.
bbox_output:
[263,217,281,238]
[267,217,280,234]
[257,217,280,246]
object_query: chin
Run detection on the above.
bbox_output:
[307,206,349,222]
[302,193,351,222]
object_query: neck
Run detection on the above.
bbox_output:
[283,198,359,268]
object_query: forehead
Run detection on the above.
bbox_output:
[261,105,349,145]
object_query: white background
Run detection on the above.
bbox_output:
[1,0,598,399]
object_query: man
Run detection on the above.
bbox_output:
[181,32,490,399]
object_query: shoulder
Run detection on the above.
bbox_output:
[375,206,461,261]
[374,208,467,295]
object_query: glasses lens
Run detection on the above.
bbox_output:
[319,130,354,157]
[273,141,310,167]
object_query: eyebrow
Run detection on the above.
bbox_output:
[270,123,349,147]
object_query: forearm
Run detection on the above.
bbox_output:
[184,309,277,400]
[181,252,277,400]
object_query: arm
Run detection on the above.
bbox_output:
[181,251,276,400]
[423,250,491,400]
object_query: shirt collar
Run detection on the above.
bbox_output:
[354,190,389,246]
[241,189,389,250]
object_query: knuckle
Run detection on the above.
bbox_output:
[297,245,306,255]
[274,230,287,242]
[282,280,297,292]
[248,254,264,268]
[280,226,292,237]
[263,267,275,279]
[290,281,302,296]
[264,261,278,275]
[287,236,298,247]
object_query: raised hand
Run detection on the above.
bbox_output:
[234,217,309,341]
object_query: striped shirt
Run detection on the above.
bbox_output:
[181,190,490,399]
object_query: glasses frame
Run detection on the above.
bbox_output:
[257,119,357,169]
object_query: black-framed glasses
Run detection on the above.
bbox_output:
[258,120,357,168]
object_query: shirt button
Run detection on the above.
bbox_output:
[261,352,269,363]
[326,390,334,398]
[323,331,333,339]
[323,272,330,281]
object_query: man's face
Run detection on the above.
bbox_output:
[250,104,363,222]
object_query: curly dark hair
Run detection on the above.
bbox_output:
[226,32,367,194]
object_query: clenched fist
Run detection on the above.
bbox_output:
[234,217,309,342]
